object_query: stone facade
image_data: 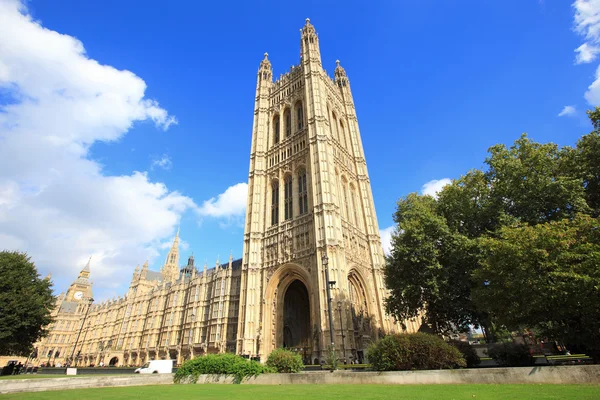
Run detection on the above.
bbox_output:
[27,20,419,368]
[33,233,241,367]
[236,19,419,364]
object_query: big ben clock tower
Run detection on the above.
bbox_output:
[65,257,94,302]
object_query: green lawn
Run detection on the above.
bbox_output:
[1,384,599,399]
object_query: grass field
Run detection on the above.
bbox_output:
[1,384,599,399]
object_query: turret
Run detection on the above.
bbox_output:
[161,229,181,283]
[257,52,272,88]
[300,18,321,66]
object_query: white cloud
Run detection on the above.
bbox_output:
[0,0,192,299]
[573,0,600,64]
[379,226,394,256]
[197,183,248,218]
[585,64,600,104]
[421,178,451,199]
[575,43,600,64]
[558,105,577,117]
[151,154,173,170]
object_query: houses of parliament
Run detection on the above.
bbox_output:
[32,19,420,367]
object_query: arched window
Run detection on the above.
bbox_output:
[271,180,279,225]
[284,109,291,137]
[332,112,340,142]
[274,115,280,145]
[298,169,308,215]
[296,101,304,130]
[340,121,348,150]
[342,178,349,220]
[350,184,358,226]
[284,175,293,220]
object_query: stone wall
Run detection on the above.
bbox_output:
[0,374,173,394]
[3,365,599,394]
[200,365,600,385]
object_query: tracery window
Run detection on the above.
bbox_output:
[271,180,279,225]
[296,101,304,130]
[274,115,280,144]
[342,178,349,220]
[285,109,291,137]
[298,169,308,215]
[350,184,358,226]
[284,175,293,220]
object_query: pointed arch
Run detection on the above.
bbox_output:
[340,120,348,150]
[284,174,293,220]
[341,176,349,220]
[271,179,279,225]
[347,268,371,318]
[295,101,304,130]
[332,112,340,142]
[298,168,308,215]
[349,183,358,226]
[273,114,280,145]
[284,108,291,138]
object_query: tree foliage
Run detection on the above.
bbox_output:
[385,108,600,349]
[265,348,304,373]
[473,215,600,349]
[0,251,55,356]
[366,333,466,371]
[174,353,273,384]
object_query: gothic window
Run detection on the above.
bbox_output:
[340,120,348,150]
[342,178,349,220]
[284,109,291,137]
[350,184,358,226]
[284,175,293,220]
[274,115,280,144]
[296,101,304,130]
[332,112,340,142]
[298,169,308,215]
[271,180,279,225]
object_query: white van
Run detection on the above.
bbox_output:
[134,359,174,374]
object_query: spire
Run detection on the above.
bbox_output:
[258,52,272,84]
[334,59,349,88]
[162,230,181,283]
[82,256,92,273]
[300,18,321,64]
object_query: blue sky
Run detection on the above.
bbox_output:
[0,0,597,300]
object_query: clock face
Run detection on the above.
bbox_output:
[74,291,83,300]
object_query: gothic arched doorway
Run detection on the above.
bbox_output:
[282,280,310,350]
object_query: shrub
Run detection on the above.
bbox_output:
[266,348,304,373]
[367,333,466,371]
[325,345,339,371]
[487,342,534,367]
[449,340,481,368]
[173,353,273,384]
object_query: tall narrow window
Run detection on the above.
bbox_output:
[350,185,358,226]
[332,113,340,142]
[284,176,293,220]
[340,121,348,150]
[274,115,280,144]
[342,179,349,220]
[285,109,291,137]
[296,102,304,130]
[271,180,279,225]
[298,170,308,215]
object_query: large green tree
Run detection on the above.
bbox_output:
[0,251,55,356]
[472,214,600,349]
[385,109,600,346]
